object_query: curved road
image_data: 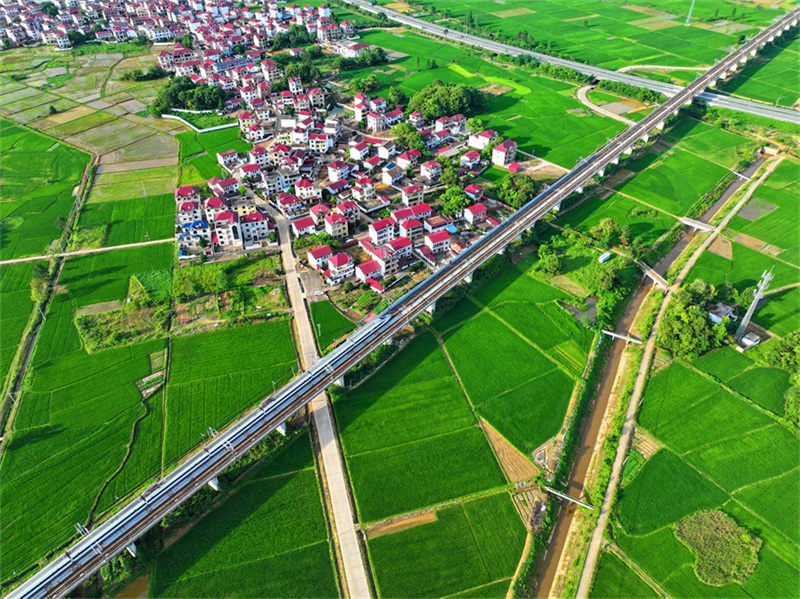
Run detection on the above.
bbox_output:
[6,8,799,598]
[344,0,800,124]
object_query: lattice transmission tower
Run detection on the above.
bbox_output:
[735,268,774,341]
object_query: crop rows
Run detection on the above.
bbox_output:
[151,432,337,598]
[310,300,355,349]
[368,493,525,598]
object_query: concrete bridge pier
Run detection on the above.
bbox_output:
[276,423,287,436]
[208,476,220,492]
[577,184,584,194]
[335,375,346,388]
[655,120,665,130]
[425,300,437,314]
[623,146,633,155]
[611,156,619,165]
[596,167,605,178]
[126,543,137,558]
[641,133,649,143]
[464,270,474,284]
[749,49,757,57]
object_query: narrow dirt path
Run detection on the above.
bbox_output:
[0,237,174,266]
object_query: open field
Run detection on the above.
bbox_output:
[616,355,800,599]
[722,37,800,107]
[0,290,165,582]
[435,260,592,456]
[163,320,299,462]
[686,240,799,336]
[614,146,730,216]
[0,262,42,390]
[151,432,337,598]
[310,299,355,350]
[412,0,769,70]
[334,332,505,523]
[59,244,174,307]
[75,192,174,247]
[0,118,90,260]
[368,492,525,598]
[590,551,658,599]
[557,193,676,248]
[727,158,800,267]
[340,30,625,167]
[662,118,755,169]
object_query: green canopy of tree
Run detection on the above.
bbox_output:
[40,2,59,17]
[150,77,226,116]
[408,81,488,120]
[440,186,470,217]
[658,289,727,358]
[496,173,540,209]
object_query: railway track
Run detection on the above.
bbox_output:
[6,8,799,597]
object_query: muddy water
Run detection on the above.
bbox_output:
[114,574,150,599]
[534,282,652,598]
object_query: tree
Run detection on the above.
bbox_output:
[408,82,488,120]
[215,271,230,292]
[388,86,407,106]
[658,292,726,358]
[343,281,354,292]
[41,2,59,17]
[440,186,470,217]
[497,173,539,209]
[55,216,68,230]
[687,279,717,306]
[48,105,59,115]
[590,218,621,247]
[439,161,460,187]
[178,33,193,49]
[466,117,483,133]
[133,33,148,46]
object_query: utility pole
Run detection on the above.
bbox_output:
[685,0,697,26]
[735,268,773,341]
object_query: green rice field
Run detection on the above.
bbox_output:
[435,260,593,456]
[557,194,676,248]
[76,193,175,247]
[0,290,165,582]
[334,331,505,523]
[662,119,755,170]
[0,262,42,390]
[412,0,770,70]
[722,37,800,108]
[150,431,338,598]
[616,355,800,599]
[727,158,800,267]
[368,492,526,598]
[163,320,299,463]
[310,300,355,350]
[60,244,174,307]
[340,30,625,167]
[590,551,658,599]
[614,146,730,216]
[0,118,90,260]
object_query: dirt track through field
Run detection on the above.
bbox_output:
[482,419,538,483]
[366,511,438,539]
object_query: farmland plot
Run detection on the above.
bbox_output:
[590,551,658,599]
[151,432,337,598]
[163,320,299,462]
[310,300,355,350]
[368,493,526,598]
[617,355,800,598]
[436,261,592,456]
[333,332,505,523]
[0,262,43,390]
[0,118,90,260]
[76,192,175,246]
[722,37,800,108]
[0,290,165,582]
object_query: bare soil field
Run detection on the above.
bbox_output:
[482,419,538,483]
[367,511,438,539]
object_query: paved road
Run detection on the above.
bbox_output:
[0,238,174,266]
[576,86,635,126]
[273,211,372,599]
[343,0,800,124]
[8,10,797,597]
[574,156,785,599]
